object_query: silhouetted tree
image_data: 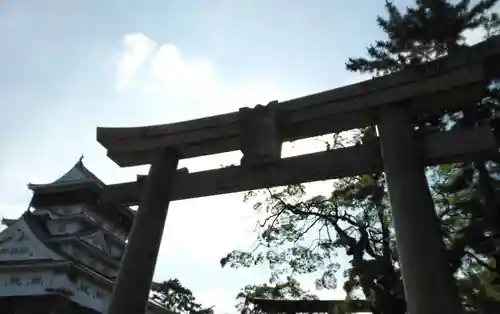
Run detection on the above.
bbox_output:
[151,278,214,314]
[235,277,317,314]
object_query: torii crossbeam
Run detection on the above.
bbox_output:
[97,36,500,314]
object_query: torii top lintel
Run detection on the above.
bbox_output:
[97,36,500,168]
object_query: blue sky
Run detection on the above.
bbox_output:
[0,1,490,313]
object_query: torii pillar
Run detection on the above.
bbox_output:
[378,106,463,314]
[107,149,179,314]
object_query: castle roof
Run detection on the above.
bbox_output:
[28,156,105,192]
[26,157,135,228]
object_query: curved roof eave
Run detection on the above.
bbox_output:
[27,158,136,223]
[28,158,103,190]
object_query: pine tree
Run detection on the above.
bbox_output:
[346,0,499,76]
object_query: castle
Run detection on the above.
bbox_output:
[0,159,174,314]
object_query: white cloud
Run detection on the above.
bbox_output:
[115,32,218,103]
[113,32,294,123]
[150,44,217,98]
[115,33,157,90]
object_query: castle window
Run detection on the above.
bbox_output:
[9,247,29,254]
[96,291,104,300]
[9,277,22,286]
[79,283,89,294]
[30,277,43,285]
[57,223,66,233]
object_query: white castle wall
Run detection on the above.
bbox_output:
[0,270,167,314]
[0,269,108,312]
[0,219,61,262]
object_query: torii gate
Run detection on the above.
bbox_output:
[97,36,500,314]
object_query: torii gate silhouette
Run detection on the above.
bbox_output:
[97,36,500,314]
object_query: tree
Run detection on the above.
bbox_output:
[428,160,500,312]
[346,0,500,76]
[235,277,317,314]
[151,278,214,314]
[222,130,406,314]
[346,0,500,306]
[348,2,500,312]
[222,1,500,313]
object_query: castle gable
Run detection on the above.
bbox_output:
[0,218,62,262]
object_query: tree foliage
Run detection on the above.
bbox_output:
[221,131,406,314]
[346,0,500,76]
[151,278,214,314]
[222,1,500,313]
[235,277,317,314]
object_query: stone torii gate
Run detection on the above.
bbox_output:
[250,298,372,314]
[98,37,500,314]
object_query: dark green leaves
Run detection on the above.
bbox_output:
[235,278,317,314]
[346,0,500,76]
[151,278,214,314]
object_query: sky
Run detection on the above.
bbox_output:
[0,1,493,313]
